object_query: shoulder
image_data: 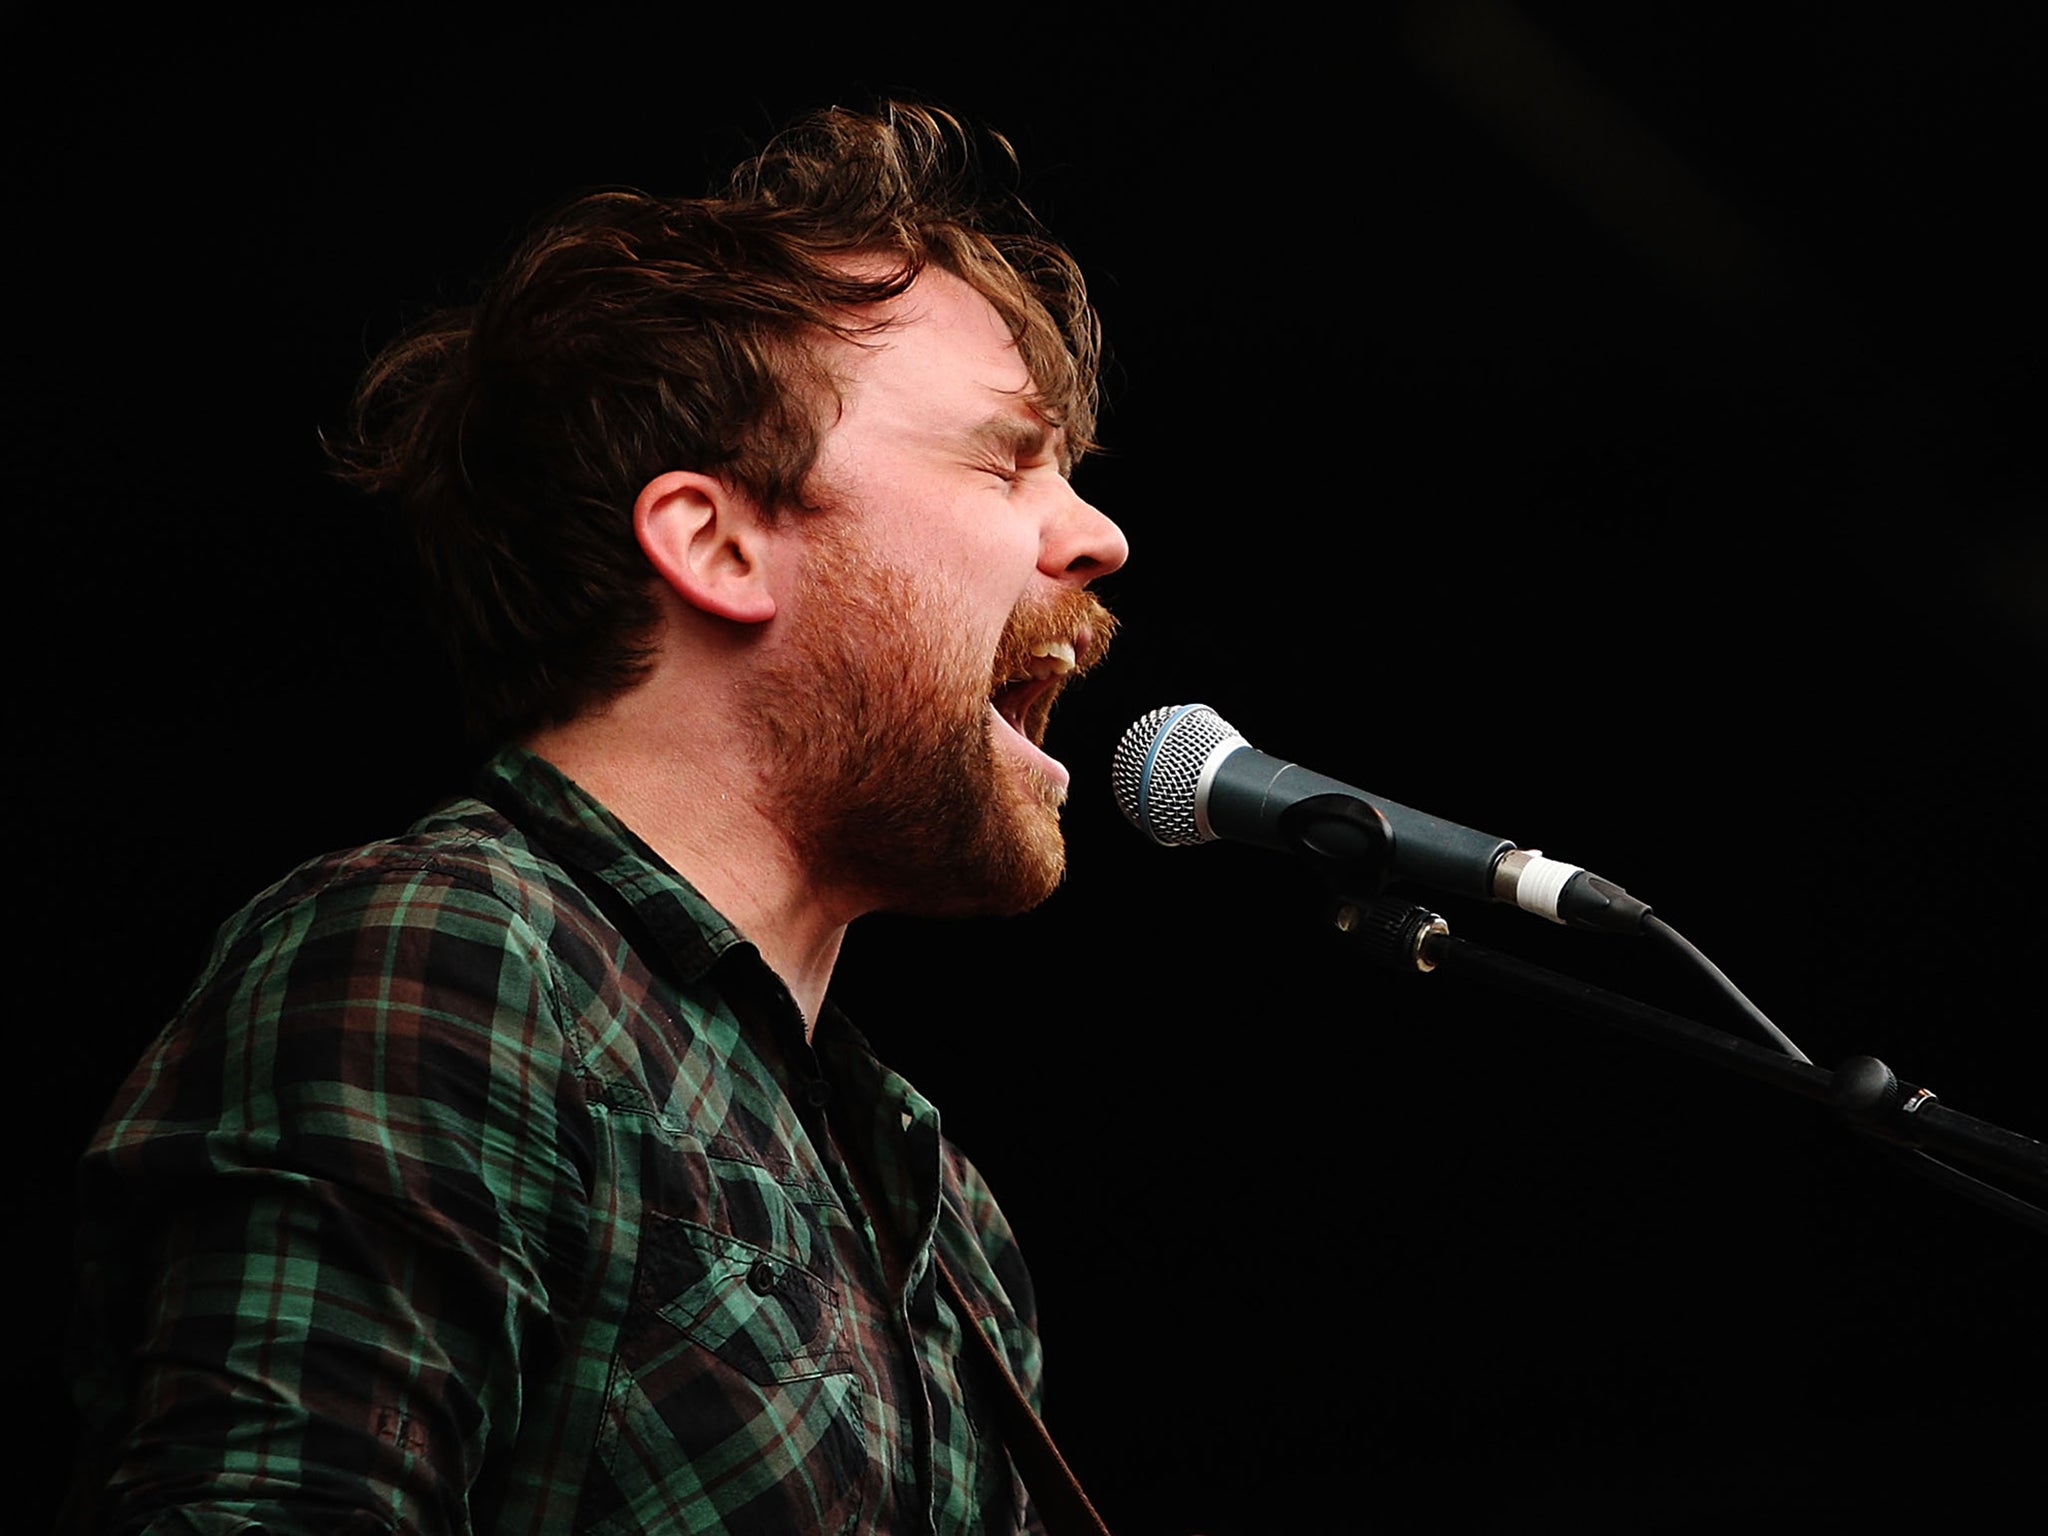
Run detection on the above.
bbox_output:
[205,795,574,959]
[82,801,610,1318]
[96,799,610,1169]
[169,794,637,1035]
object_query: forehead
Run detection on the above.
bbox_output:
[824,268,1039,440]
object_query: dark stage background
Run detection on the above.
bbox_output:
[18,6,2043,1529]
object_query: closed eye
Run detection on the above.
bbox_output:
[965,410,1061,484]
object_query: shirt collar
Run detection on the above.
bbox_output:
[469,747,918,1125]
[469,745,748,986]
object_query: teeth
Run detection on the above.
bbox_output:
[1024,639,1077,678]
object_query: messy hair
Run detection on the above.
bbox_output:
[334,102,1101,743]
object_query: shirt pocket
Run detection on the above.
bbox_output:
[586,1145,874,1534]
[634,1144,853,1373]
[647,1215,851,1384]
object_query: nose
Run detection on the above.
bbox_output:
[1041,483,1129,585]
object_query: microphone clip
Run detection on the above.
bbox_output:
[1275,792,1395,897]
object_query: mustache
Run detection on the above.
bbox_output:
[991,589,1118,688]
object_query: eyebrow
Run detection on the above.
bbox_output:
[966,409,1056,466]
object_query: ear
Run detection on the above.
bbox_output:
[634,470,778,626]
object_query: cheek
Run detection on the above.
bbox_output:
[921,544,1031,630]
[957,539,1041,624]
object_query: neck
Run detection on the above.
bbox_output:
[525,700,855,1037]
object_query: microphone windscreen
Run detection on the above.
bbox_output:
[1111,704,1243,845]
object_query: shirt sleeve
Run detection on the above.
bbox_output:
[73,858,595,1535]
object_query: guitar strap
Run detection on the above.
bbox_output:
[933,1250,1115,1536]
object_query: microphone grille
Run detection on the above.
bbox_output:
[1110,703,1241,846]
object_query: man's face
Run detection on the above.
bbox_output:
[747,268,1128,917]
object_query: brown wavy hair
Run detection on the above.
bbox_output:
[334,102,1102,744]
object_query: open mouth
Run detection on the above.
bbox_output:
[983,603,1116,796]
[990,637,1079,747]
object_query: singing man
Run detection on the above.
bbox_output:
[69,102,1126,1534]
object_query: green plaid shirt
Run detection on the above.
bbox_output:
[72,749,1045,1534]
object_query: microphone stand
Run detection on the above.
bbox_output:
[1329,893,2048,1233]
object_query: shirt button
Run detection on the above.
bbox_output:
[746,1260,779,1296]
[803,1078,832,1107]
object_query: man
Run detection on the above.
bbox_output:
[69,103,1125,1533]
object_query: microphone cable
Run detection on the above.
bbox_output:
[1643,913,1812,1063]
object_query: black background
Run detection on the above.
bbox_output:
[17,5,2044,1528]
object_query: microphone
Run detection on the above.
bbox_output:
[1112,704,1650,933]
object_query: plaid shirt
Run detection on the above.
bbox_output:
[72,749,1045,1534]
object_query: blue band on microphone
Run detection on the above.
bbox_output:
[1134,703,1200,832]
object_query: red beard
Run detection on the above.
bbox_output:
[744,529,1114,918]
